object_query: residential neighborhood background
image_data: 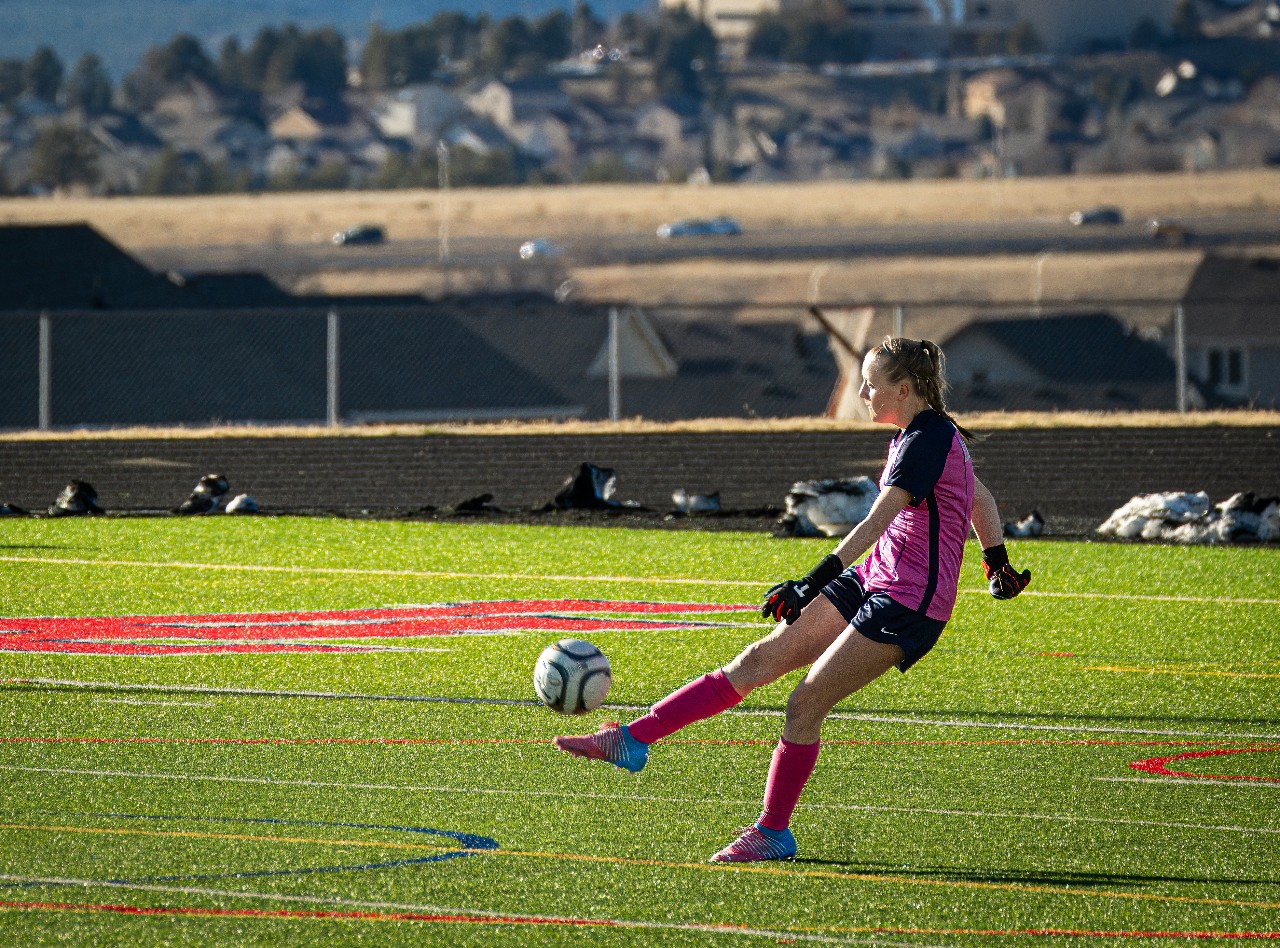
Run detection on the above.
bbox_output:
[2,0,1279,195]
[2,0,1278,429]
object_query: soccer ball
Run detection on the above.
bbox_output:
[533,639,611,715]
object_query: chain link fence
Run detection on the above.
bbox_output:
[0,294,1274,431]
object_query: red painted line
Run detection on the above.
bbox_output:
[0,899,614,927]
[1130,746,1280,784]
[0,601,753,656]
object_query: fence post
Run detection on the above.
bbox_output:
[326,307,340,427]
[38,310,51,431]
[608,306,621,422]
[893,303,905,339]
[1173,303,1187,413]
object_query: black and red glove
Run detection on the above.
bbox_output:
[762,554,844,624]
[982,544,1031,600]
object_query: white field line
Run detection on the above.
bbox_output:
[3,764,1277,837]
[0,874,939,948]
[1096,776,1280,790]
[94,698,216,708]
[2,554,1279,606]
[8,676,1280,742]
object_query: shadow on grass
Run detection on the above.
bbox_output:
[792,858,1280,890]
[0,544,67,551]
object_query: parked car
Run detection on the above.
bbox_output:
[1146,218,1192,245]
[519,237,562,260]
[332,224,386,246]
[656,215,742,238]
[1068,206,1124,226]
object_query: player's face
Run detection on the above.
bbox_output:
[859,352,910,426]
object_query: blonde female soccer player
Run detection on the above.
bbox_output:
[555,337,1031,862]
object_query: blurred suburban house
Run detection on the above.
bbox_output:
[660,0,1180,56]
[4,224,1275,429]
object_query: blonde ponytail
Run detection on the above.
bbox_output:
[872,337,976,443]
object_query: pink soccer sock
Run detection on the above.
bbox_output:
[627,669,743,745]
[758,737,821,831]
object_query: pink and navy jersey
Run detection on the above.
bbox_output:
[854,409,975,621]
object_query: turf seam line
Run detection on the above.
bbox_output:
[1096,776,1280,790]
[8,676,1278,742]
[0,885,954,947]
[3,554,1278,605]
[4,768,1277,836]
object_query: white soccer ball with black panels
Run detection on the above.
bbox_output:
[533,638,611,715]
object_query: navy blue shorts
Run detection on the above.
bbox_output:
[821,571,946,672]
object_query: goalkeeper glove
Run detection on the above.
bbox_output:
[762,553,844,624]
[982,544,1031,600]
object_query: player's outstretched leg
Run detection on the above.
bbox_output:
[708,823,796,863]
[553,721,648,773]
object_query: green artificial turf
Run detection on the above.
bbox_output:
[0,517,1277,946]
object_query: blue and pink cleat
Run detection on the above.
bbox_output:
[553,721,649,773]
[708,823,797,863]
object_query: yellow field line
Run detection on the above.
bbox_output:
[1086,665,1280,679]
[5,822,1279,912]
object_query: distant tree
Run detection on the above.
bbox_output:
[400,23,448,80]
[31,125,99,189]
[122,34,218,109]
[746,2,870,66]
[646,10,719,99]
[371,151,411,188]
[571,2,606,52]
[0,60,24,109]
[361,21,452,90]
[477,16,538,77]
[139,146,212,194]
[532,9,573,63]
[262,25,348,99]
[294,27,348,99]
[218,37,251,89]
[1005,20,1044,55]
[242,27,284,90]
[1171,0,1202,42]
[614,11,646,49]
[451,146,520,186]
[747,14,789,60]
[1128,17,1165,50]
[25,46,64,103]
[579,150,639,183]
[360,26,398,90]
[65,53,113,113]
[146,34,219,85]
[306,156,351,190]
[205,157,255,193]
[430,11,481,65]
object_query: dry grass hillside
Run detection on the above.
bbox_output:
[2,169,1278,249]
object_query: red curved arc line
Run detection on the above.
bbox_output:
[1130,746,1280,783]
[0,601,755,655]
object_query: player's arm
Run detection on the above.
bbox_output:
[971,476,1031,600]
[762,487,909,624]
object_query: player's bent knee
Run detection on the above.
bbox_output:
[783,681,830,733]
